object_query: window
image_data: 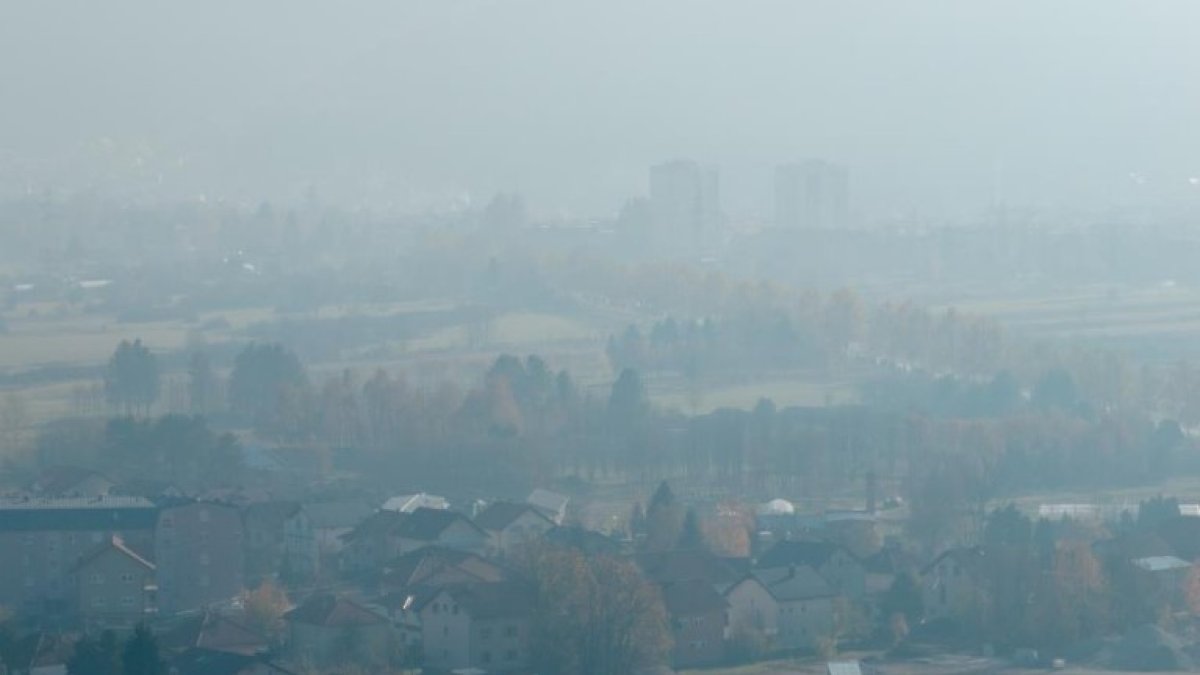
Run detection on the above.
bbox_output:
[199,574,209,587]
[482,651,492,664]
[199,509,210,523]
[452,604,458,615]
[504,625,517,638]
[506,650,517,661]
[22,535,33,545]
[160,516,173,528]
[121,596,135,607]
[432,603,439,615]
[443,627,449,637]
[199,553,210,566]
[481,627,492,639]
[90,573,104,585]
[121,573,135,583]
[92,597,105,608]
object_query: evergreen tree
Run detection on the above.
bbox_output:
[677,508,706,550]
[105,339,160,416]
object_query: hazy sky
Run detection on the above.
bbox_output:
[2,1,1198,219]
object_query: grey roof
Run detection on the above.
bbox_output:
[754,565,835,601]
[474,501,554,532]
[661,579,729,616]
[756,540,849,570]
[526,488,568,514]
[0,496,158,532]
[398,507,485,540]
[303,501,373,529]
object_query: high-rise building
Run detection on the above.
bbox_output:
[649,160,721,241]
[774,160,849,229]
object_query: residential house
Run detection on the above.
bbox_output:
[1132,556,1193,610]
[243,502,313,585]
[723,575,779,647]
[0,496,158,615]
[921,546,988,622]
[526,488,569,525]
[284,594,392,667]
[662,579,728,668]
[27,466,113,498]
[341,508,488,573]
[756,540,865,598]
[754,565,837,650]
[156,501,245,613]
[474,502,556,557]
[417,582,533,672]
[159,611,270,656]
[380,546,510,592]
[73,536,157,631]
[300,501,373,574]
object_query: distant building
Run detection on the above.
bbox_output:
[661,579,728,668]
[922,546,988,622]
[526,488,569,525]
[0,496,158,615]
[73,535,157,631]
[756,540,865,598]
[474,502,556,557]
[341,508,489,573]
[284,594,392,668]
[417,582,533,672]
[649,160,721,245]
[156,501,245,614]
[775,160,849,229]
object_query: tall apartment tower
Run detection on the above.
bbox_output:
[775,160,849,229]
[649,160,721,242]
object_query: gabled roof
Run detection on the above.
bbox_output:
[527,488,569,515]
[921,545,987,577]
[160,611,269,655]
[661,579,729,616]
[73,535,156,573]
[285,594,387,627]
[756,540,852,570]
[341,509,405,543]
[638,549,746,585]
[382,546,509,589]
[415,582,535,620]
[302,501,374,529]
[342,507,486,543]
[474,501,555,532]
[545,525,623,555]
[754,565,835,601]
[396,507,486,541]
